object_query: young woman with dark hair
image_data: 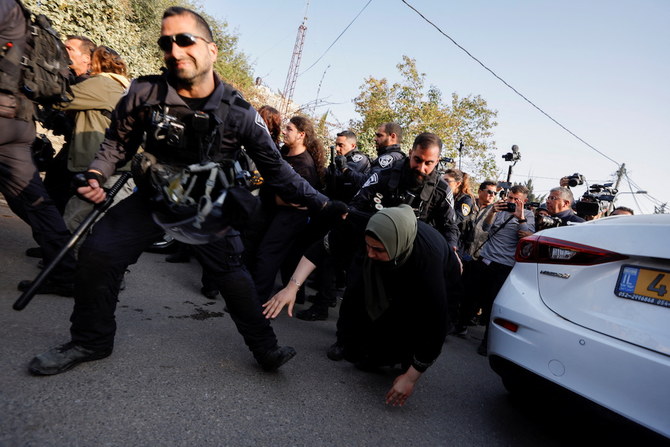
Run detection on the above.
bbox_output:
[252,115,326,304]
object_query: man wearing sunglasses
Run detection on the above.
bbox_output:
[450,180,498,336]
[459,180,498,261]
[28,6,338,376]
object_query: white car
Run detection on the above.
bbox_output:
[488,214,670,438]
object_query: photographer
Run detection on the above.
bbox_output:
[545,187,585,225]
[476,184,534,355]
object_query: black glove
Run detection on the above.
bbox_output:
[84,170,105,185]
[72,170,103,192]
[326,163,340,178]
[334,155,348,172]
[320,200,349,224]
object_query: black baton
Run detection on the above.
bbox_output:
[13,171,132,311]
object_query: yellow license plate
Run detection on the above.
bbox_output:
[615,265,670,308]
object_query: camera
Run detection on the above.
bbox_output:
[152,109,186,148]
[536,215,562,231]
[501,202,516,213]
[436,156,454,174]
[588,183,617,201]
[502,144,520,162]
[566,173,585,187]
[576,183,617,216]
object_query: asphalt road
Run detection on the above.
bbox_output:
[1,201,667,447]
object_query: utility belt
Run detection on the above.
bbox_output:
[131,152,261,244]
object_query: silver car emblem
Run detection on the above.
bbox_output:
[540,270,571,279]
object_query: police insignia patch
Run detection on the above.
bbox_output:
[377,154,393,169]
[362,173,378,188]
[351,154,363,162]
[255,112,269,133]
[461,203,471,216]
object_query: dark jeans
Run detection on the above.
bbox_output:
[252,207,310,303]
[477,259,513,345]
[70,193,279,357]
[0,117,75,281]
[457,259,489,327]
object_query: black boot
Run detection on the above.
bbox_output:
[255,346,296,371]
[295,304,328,321]
[29,342,112,375]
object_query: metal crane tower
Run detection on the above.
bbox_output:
[281,1,309,117]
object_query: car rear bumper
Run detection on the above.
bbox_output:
[489,272,670,438]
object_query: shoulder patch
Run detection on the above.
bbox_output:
[377,154,394,169]
[362,172,379,189]
[461,203,471,216]
[351,153,364,163]
[254,111,270,133]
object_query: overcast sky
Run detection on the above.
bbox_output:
[201,0,669,214]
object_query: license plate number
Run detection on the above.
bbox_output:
[615,265,670,308]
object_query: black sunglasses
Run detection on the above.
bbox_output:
[157,33,211,52]
[482,189,496,195]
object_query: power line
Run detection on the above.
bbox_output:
[624,175,646,214]
[624,172,663,206]
[299,0,374,77]
[400,0,621,168]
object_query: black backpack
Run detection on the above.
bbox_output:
[0,0,72,105]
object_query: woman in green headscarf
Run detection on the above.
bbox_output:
[263,205,458,407]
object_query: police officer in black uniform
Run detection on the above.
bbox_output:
[28,7,340,375]
[324,130,370,203]
[346,122,405,188]
[348,132,459,250]
[0,0,76,296]
[297,130,370,321]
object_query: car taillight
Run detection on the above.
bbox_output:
[493,318,519,333]
[515,235,628,265]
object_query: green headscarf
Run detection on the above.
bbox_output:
[363,204,418,320]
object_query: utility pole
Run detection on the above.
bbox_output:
[281,1,309,118]
[608,163,626,214]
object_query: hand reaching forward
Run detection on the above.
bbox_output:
[262,285,298,319]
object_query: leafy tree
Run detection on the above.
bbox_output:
[351,56,499,181]
[24,0,254,91]
[517,178,546,204]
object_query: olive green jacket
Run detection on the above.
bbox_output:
[60,73,130,171]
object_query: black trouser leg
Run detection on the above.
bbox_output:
[70,193,163,350]
[252,208,308,303]
[479,260,513,346]
[192,235,279,356]
[0,117,75,281]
